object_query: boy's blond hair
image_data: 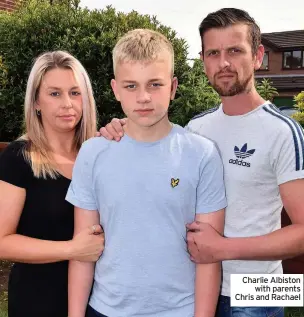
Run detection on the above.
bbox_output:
[113,29,174,75]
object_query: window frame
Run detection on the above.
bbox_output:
[282,50,304,69]
[259,51,269,71]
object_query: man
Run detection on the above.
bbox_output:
[100,8,304,317]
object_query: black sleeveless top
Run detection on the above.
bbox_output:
[0,141,74,317]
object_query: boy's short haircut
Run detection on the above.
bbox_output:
[113,29,175,76]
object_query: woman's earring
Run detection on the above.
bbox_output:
[36,109,41,116]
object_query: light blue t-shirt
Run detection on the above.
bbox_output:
[66,124,227,317]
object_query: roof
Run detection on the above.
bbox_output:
[255,75,304,91]
[262,30,304,50]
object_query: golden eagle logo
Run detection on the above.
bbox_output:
[171,178,179,188]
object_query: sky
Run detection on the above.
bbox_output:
[80,0,304,59]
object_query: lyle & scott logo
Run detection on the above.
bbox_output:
[171,178,179,188]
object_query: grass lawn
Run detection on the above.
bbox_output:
[0,304,7,317]
[0,288,7,317]
[0,261,10,317]
[0,310,7,317]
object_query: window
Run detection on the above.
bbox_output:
[283,51,304,69]
[259,52,269,70]
[292,51,302,68]
[283,52,292,68]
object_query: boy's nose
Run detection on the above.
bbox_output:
[136,90,152,103]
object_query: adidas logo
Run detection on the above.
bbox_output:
[229,143,255,168]
[234,144,255,159]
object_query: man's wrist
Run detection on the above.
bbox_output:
[218,237,238,261]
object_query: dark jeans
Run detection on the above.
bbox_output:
[216,295,284,317]
[85,305,108,317]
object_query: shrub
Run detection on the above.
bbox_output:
[0,0,190,140]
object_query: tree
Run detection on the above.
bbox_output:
[291,91,304,127]
[256,78,278,101]
[0,0,190,140]
[170,59,220,126]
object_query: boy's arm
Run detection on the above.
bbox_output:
[65,140,106,317]
[186,140,226,317]
[68,207,100,317]
[192,210,224,317]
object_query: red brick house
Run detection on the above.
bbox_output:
[255,30,304,273]
[255,30,304,107]
[0,0,15,11]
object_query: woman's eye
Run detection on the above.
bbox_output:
[71,91,81,96]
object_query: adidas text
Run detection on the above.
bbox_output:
[229,158,250,167]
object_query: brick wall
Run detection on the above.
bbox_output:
[0,142,9,152]
[281,209,304,273]
[0,0,15,11]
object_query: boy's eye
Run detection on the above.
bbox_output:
[50,92,60,97]
[125,84,136,89]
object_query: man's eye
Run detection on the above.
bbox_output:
[229,48,241,54]
[208,51,218,57]
[151,83,161,87]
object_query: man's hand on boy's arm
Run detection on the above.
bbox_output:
[68,207,101,317]
[97,118,127,140]
[186,221,227,264]
[187,179,304,264]
[188,209,224,317]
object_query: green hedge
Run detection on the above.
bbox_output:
[0,0,191,141]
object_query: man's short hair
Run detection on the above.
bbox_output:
[199,8,261,55]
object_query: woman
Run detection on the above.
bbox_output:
[0,51,104,317]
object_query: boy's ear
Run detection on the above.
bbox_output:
[170,77,178,100]
[111,79,120,101]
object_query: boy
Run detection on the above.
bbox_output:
[66,29,226,317]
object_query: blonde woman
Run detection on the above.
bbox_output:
[0,51,104,317]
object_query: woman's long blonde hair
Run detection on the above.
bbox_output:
[20,51,97,179]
